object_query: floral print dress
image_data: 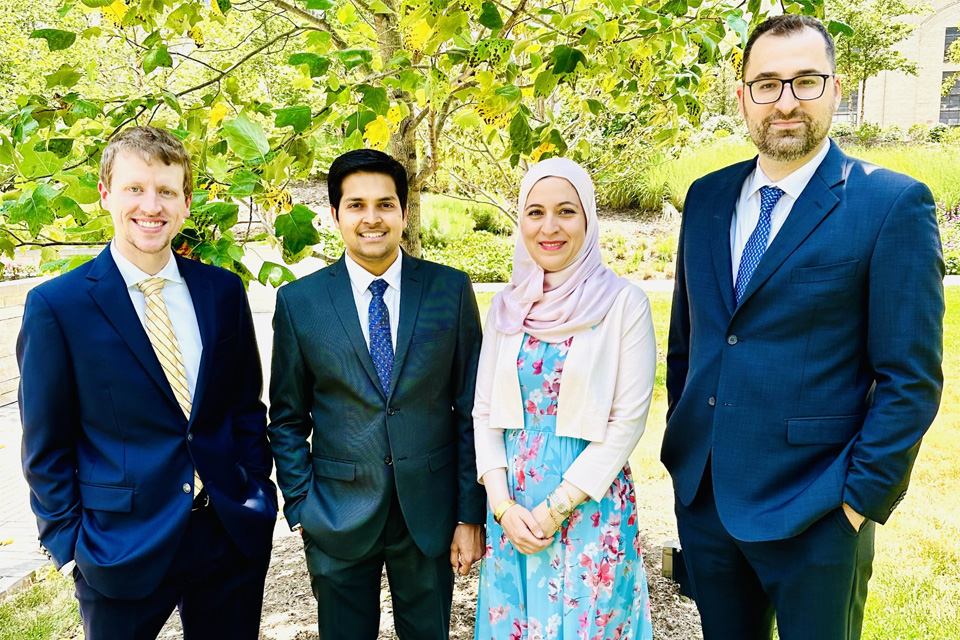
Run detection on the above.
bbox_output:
[476,334,653,640]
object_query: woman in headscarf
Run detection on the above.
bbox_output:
[474,158,657,639]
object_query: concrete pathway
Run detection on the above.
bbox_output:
[0,402,49,597]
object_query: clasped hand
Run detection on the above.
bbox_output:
[499,501,557,555]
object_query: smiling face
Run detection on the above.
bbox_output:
[736,26,841,170]
[332,171,407,276]
[520,176,587,273]
[99,150,191,275]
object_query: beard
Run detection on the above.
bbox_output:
[748,106,833,162]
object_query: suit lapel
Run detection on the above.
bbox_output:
[327,257,385,398]
[179,255,215,425]
[735,143,845,311]
[86,249,179,410]
[710,159,757,316]
[388,252,423,403]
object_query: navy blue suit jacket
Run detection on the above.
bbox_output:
[268,252,486,561]
[18,250,277,599]
[662,142,944,542]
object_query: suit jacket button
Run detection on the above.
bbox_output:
[708,396,716,406]
[186,433,193,442]
[384,456,393,466]
[727,335,738,345]
[387,407,396,416]
[182,483,191,494]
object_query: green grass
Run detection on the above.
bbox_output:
[611,140,960,214]
[0,568,80,639]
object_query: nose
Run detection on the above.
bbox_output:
[541,212,560,234]
[775,81,800,111]
[361,204,381,224]
[140,190,162,215]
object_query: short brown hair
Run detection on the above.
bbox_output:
[742,15,836,80]
[100,126,193,198]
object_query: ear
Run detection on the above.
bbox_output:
[97,180,109,206]
[832,75,842,110]
[736,84,747,119]
[401,207,408,230]
[330,204,339,224]
[183,194,192,218]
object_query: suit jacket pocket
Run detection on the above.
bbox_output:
[428,443,455,471]
[311,456,356,481]
[411,328,455,345]
[79,482,134,513]
[790,260,859,283]
[786,415,863,445]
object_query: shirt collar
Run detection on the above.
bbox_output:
[344,250,402,296]
[746,138,831,203]
[110,241,183,290]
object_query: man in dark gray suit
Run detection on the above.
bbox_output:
[268,149,486,639]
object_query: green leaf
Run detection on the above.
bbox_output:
[662,0,688,16]
[51,195,88,223]
[45,64,83,89]
[215,0,231,12]
[206,202,240,229]
[19,147,64,179]
[162,91,182,115]
[72,99,101,119]
[0,236,14,260]
[59,171,101,204]
[479,2,503,30]
[548,46,587,75]
[288,53,330,77]
[198,237,239,267]
[35,138,74,158]
[343,109,377,139]
[827,20,854,38]
[726,15,748,47]
[336,3,357,24]
[369,0,394,14]
[31,29,77,51]
[534,70,559,97]
[143,31,162,49]
[227,169,260,197]
[258,261,297,287]
[584,99,604,116]
[8,185,59,235]
[336,49,373,70]
[78,0,114,7]
[222,112,270,164]
[275,204,321,254]
[274,106,312,133]
[508,112,532,156]
[143,46,174,75]
[304,0,333,8]
[357,85,389,116]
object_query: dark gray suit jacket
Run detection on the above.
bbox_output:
[268,252,486,560]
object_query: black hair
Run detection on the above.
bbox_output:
[327,149,408,218]
[742,15,836,80]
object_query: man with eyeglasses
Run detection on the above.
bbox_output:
[663,14,944,640]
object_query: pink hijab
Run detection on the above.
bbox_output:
[489,157,629,343]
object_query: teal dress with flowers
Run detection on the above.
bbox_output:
[476,334,653,640]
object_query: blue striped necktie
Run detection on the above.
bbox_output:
[735,185,785,304]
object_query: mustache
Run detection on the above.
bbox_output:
[763,109,812,126]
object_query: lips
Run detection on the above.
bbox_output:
[359,231,387,239]
[134,219,166,230]
[539,241,566,251]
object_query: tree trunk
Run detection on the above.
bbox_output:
[858,79,866,127]
[375,3,422,258]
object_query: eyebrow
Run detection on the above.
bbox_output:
[747,69,826,81]
[343,196,397,202]
[526,200,581,209]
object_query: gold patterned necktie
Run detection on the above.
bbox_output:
[137,277,202,496]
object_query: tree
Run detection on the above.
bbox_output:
[827,0,927,126]
[1,0,818,282]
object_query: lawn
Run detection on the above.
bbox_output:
[3,289,956,640]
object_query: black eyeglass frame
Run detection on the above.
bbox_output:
[743,74,835,105]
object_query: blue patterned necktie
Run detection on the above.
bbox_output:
[368,279,393,395]
[735,185,785,304]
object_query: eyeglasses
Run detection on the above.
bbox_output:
[744,74,834,104]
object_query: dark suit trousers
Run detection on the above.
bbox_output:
[303,490,454,640]
[675,465,875,640]
[73,504,270,640]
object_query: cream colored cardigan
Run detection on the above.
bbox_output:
[473,284,657,501]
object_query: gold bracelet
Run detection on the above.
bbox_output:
[546,496,563,531]
[558,485,577,511]
[493,499,517,524]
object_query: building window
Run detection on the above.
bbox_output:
[835,89,859,122]
[941,72,960,126]
[946,27,959,63]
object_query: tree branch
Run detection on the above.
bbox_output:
[265,0,349,49]
[498,0,528,37]
[447,170,517,225]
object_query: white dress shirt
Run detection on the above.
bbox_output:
[344,251,402,352]
[109,242,203,398]
[730,140,831,285]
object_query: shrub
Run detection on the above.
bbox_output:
[907,123,930,143]
[945,250,960,276]
[831,121,856,137]
[855,121,883,143]
[929,123,950,143]
[424,231,514,283]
